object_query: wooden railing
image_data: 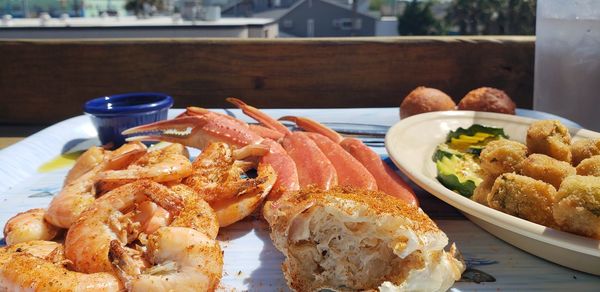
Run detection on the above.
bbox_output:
[0,36,534,126]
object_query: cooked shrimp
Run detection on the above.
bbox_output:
[0,240,123,291]
[0,240,62,262]
[95,143,193,193]
[63,146,106,186]
[45,142,147,228]
[109,195,222,291]
[65,180,219,274]
[65,180,170,273]
[3,208,60,245]
[65,142,147,186]
[183,142,277,227]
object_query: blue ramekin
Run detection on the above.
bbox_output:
[84,92,173,148]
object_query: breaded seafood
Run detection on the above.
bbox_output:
[480,139,528,177]
[488,173,557,227]
[553,175,600,239]
[400,87,456,119]
[576,155,600,177]
[457,87,516,114]
[571,139,600,166]
[517,153,576,189]
[264,187,465,292]
[526,120,572,163]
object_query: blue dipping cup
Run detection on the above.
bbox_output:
[84,92,174,148]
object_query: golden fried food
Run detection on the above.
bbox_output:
[571,138,600,166]
[480,139,528,177]
[264,187,465,292]
[553,175,600,239]
[457,87,516,114]
[471,175,495,206]
[400,86,456,119]
[487,173,557,227]
[517,154,576,189]
[526,120,572,163]
[576,155,600,177]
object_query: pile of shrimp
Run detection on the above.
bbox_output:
[1,140,276,291]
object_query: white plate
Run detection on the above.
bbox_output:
[385,110,600,276]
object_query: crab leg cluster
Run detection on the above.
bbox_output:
[123,97,417,205]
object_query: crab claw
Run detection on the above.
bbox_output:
[122,115,262,149]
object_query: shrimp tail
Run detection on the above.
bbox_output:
[108,240,138,286]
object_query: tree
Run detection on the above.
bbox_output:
[445,0,536,35]
[397,0,443,35]
[126,0,164,17]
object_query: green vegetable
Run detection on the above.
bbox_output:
[446,124,508,142]
[432,124,505,197]
[446,124,508,155]
[435,151,483,197]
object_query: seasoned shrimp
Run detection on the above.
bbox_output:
[63,146,106,186]
[65,180,219,274]
[44,142,147,228]
[65,142,148,186]
[95,143,193,193]
[0,240,123,291]
[109,195,222,291]
[183,142,277,227]
[3,208,60,245]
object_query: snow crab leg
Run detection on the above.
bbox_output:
[279,116,418,206]
[228,98,379,191]
[227,97,339,190]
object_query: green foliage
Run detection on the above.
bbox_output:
[445,0,536,35]
[125,0,164,16]
[397,0,443,35]
[368,0,384,11]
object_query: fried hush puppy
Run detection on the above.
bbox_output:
[480,139,528,177]
[576,155,600,177]
[517,153,576,190]
[571,138,600,166]
[457,87,516,114]
[400,87,456,119]
[553,175,600,239]
[487,173,557,228]
[526,120,572,163]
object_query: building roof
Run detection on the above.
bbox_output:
[270,0,378,21]
[0,15,276,28]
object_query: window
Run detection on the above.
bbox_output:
[332,18,361,30]
[282,19,293,28]
[307,19,314,37]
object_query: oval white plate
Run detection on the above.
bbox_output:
[385,110,600,275]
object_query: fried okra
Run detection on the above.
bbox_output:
[526,120,572,163]
[517,153,576,189]
[480,139,528,177]
[471,175,495,206]
[571,138,600,166]
[553,175,600,239]
[487,173,557,227]
[576,155,600,177]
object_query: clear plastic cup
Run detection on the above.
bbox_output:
[534,0,600,131]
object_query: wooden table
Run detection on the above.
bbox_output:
[0,137,22,149]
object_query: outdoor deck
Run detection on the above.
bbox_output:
[0,36,534,126]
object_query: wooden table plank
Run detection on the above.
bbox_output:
[0,36,534,125]
[0,137,23,149]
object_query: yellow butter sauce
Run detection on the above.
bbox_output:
[38,151,84,173]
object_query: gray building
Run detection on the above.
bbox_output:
[276,0,377,37]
